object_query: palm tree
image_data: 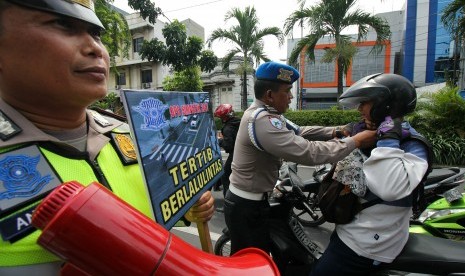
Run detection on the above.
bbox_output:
[441,0,465,86]
[207,6,284,110]
[283,0,391,99]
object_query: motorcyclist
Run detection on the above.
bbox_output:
[214,104,240,199]
[310,73,430,275]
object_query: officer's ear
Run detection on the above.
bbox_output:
[266,89,273,101]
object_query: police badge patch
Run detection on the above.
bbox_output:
[269,116,283,130]
[0,145,61,243]
[110,133,138,165]
[0,145,61,216]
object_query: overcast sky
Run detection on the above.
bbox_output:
[113,0,405,62]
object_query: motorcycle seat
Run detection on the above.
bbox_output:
[300,179,320,192]
[425,167,460,186]
[382,233,465,274]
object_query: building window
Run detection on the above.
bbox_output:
[116,72,126,85]
[222,88,227,91]
[141,70,152,83]
[350,46,386,83]
[228,87,232,91]
[133,37,144,53]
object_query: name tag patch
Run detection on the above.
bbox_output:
[0,205,37,243]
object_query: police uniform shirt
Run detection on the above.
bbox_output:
[0,98,154,268]
[230,99,357,194]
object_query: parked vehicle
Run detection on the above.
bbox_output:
[410,186,465,241]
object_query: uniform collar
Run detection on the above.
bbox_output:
[0,99,58,148]
[0,99,123,161]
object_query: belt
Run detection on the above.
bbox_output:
[229,184,267,201]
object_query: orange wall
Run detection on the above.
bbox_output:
[299,41,391,88]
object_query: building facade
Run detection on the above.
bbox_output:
[201,56,254,110]
[107,11,252,111]
[289,0,461,110]
[402,0,459,87]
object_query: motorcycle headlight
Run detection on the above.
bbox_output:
[418,208,465,222]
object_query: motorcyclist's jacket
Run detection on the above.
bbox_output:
[0,99,152,267]
[220,117,240,154]
[336,123,429,263]
[230,99,357,193]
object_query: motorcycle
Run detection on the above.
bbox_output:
[410,185,465,241]
[215,162,322,275]
[294,164,465,227]
[216,163,465,275]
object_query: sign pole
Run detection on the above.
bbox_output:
[197,221,213,253]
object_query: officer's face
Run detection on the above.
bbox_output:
[0,5,109,114]
[270,83,293,114]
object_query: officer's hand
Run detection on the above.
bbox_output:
[218,138,224,148]
[351,130,377,149]
[377,116,410,140]
[184,191,215,223]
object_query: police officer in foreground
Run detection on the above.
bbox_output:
[0,1,214,275]
[224,62,377,259]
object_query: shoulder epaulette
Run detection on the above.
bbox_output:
[0,110,22,141]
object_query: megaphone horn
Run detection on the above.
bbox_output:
[32,181,279,276]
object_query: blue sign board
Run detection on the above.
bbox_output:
[121,90,223,229]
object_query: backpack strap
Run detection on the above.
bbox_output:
[361,134,433,212]
[402,133,433,217]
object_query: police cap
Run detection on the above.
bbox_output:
[6,0,104,29]
[256,62,300,84]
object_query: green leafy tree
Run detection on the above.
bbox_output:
[441,0,465,39]
[162,67,203,92]
[140,20,217,91]
[95,0,131,70]
[408,86,465,165]
[440,0,463,86]
[283,0,391,99]
[207,6,284,110]
[127,0,163,24]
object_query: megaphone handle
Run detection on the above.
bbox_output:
[197,221,213,253]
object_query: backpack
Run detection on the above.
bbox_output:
[317,164,381,224]
[317,134,433,224]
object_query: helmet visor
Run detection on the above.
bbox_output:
[339,82,390,109]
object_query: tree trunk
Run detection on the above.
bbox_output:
[337,57,344,108]
[242,70,248,110]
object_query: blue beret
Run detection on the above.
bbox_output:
[256,62,300,84]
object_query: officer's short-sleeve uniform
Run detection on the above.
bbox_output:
[230,100,356,193]
[224,61,361,258]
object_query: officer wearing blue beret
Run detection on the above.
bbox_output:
[224,61,377,272]
[0,1,214,275]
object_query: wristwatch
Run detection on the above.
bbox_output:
[334,127,344,139]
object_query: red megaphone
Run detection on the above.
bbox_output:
[32,181,279,276]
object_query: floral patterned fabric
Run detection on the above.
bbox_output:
[332,149,368,197]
